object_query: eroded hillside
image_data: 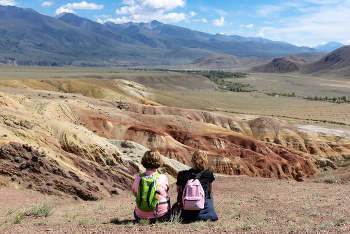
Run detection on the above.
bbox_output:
[1,78,350,200]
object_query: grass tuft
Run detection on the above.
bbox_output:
[22,201,54,218]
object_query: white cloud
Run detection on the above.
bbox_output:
[239,24,244,27]
[55,1,103,15]
[0,0,17,6]
[212,16,227,27]
[257,29,265,37]
[194,18,207,23]
[340,40,350,45]
[246,24,253,28]
[103,0,194,24]
[214,9,228,16]
[55,7,75,15]
[63,1,103,10]
[116,0,185,15]
[42,1,54,7]
[260,1,350,45]
[255,5,284,17]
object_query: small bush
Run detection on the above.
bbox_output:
[15,157,21,162]
[110,216,120,224]
[13,216,21,224]
[59,95,64,98]
[112,184,117,188]
[46,181,53,186]
[22,202,55,217]
[100,181,104,185]
[11,175,18,181]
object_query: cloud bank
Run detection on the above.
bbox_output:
[98,0,195,24]
[55,1,104,15]
[0,0,17,6]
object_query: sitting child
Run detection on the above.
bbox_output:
[132,150,170,223]
[176,150,218,221]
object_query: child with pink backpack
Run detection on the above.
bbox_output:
[175,150,218,221]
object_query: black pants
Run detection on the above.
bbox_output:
[134,209,170,224]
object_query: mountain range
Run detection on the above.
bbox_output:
[0,5,319,67]
[250,45,350,76]
[314,41,345,53]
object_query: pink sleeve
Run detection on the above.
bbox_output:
[132,175,141,192]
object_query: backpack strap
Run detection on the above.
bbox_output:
[195,171,203,180]
[146,172,160,208]
[138,173,146,208]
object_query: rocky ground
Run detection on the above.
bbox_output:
[1,176,349,233]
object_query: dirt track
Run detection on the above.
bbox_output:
[1,176,349,233]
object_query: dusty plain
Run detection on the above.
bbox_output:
[1,176,350,233]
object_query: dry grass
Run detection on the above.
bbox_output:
[2,176,349,233]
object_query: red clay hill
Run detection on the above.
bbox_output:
[250,56,307,73]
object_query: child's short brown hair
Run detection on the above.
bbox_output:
[141,150,163,169]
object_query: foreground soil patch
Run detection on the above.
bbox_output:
[1,176,349,233]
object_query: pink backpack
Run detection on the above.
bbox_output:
[182,171,205,210]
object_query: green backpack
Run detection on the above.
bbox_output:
[136,173,160,212]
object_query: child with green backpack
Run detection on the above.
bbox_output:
[132,150,170,223]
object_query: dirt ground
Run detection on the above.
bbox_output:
[1,176,349,233]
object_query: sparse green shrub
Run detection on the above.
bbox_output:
[59,95,64,98]
[122,150,127,153]
[334,217,346,226]
[41,150,46,157]
[92,180,96,183]
[13,216,21,224]
[111,188,118,194]
[22,201,54,217]
[11,175,17,181]
[46,181,53,186]
[110,216,120,224]
[112,184,117,188]
[100,181,104,185]
[79,180,85,185]
[20,161,27,169]
[15,157,21,162]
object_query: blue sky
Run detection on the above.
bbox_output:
[2,0,350,47]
